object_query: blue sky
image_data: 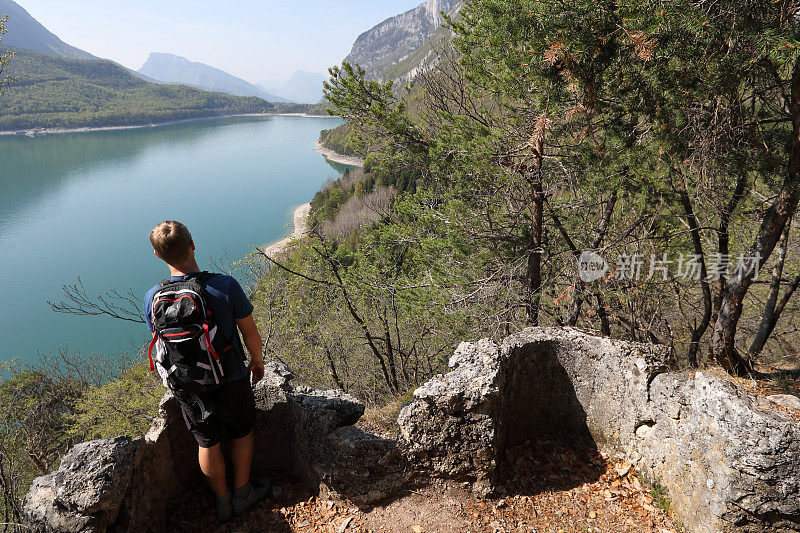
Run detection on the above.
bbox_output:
[15,0,424,83]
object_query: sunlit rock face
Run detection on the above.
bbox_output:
[343,0,463,84]
[397,328,800,533]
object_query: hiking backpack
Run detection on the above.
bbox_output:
[147,272,230,392]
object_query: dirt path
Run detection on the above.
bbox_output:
[167,439,678,532]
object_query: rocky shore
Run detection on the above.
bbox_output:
[260,203,312,257]
[314,141,365,167]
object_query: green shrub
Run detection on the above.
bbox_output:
[68,361,163,440]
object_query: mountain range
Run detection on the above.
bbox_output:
[0,0,456,131]
[0,0,280,131]
[319,0,464,153]
[259,71,327,105]
[138,52,289,103]
[0,46,272,131]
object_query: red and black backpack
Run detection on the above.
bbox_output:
[147,272,230,393]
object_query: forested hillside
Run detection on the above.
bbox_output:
[265,0,800,402]
[0,48,273,130]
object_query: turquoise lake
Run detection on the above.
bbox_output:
[0,115,347,364]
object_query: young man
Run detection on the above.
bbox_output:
[143,220,269,521]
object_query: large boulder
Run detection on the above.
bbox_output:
[397,327,800,532]
[23,437,140,532]
[640,372,800,533]
[397,328,672,494]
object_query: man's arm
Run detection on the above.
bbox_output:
[236,314,265,384]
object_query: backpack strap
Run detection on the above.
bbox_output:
[147,331,158,371]
[192,271,217,285]
[157,272,216,288]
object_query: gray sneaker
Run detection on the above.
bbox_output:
[232,477,272,516]
[215,490,233,522]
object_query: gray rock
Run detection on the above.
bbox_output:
[23,364,405,532]
[24,436,140,532]
[768,394,800,411]
[316,425,413,507]
[343,0,463,84]
[289,387,365,435]
[111,393,206,532]
[398,328,671,495]
[262,361,294,390]
[398,327,800,532]
[641,372,800,533]
[24,328,799,533]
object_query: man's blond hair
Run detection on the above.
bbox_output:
[150,221,193,264]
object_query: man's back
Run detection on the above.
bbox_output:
[143,272,253,382]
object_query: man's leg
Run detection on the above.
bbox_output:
[198,444,228,497]
[230,429,271,515]
[231,430,254,489]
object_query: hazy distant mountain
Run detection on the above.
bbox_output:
[260,71,326,104]
[344,0,462,85]
[139,53,289,103]
[0,6,282,131]
[0,47,273,131]
[0,0,96,59]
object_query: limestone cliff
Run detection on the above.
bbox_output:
[343,0,463,85]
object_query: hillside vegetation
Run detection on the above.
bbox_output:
[318,123,364,157]
[255,0,800,407]
[0,47,274,130]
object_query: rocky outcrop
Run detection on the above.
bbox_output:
[24,437,139,532]
[24,329,800,533]
[641,372,800,532]
[23,363,410,532]
[344,0,462,84]
[397,328,800,533]
[397,329,672,496]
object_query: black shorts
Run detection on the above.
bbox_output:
[173,378,256,448]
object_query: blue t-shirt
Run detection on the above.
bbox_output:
[143,273,254,383]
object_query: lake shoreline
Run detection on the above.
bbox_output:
[0,115,340,361]
[260,142,364,256]
[0,112,328,137]
[313,140,365,167]
[260,203,312,257]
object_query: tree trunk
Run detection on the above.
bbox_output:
[323,347,346,390]
[711,59,800,376]
[526,178,544,326]
[677,182,711,367]
[749,219,791,357]
[564,191,618,328]
[595,292,611,335]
